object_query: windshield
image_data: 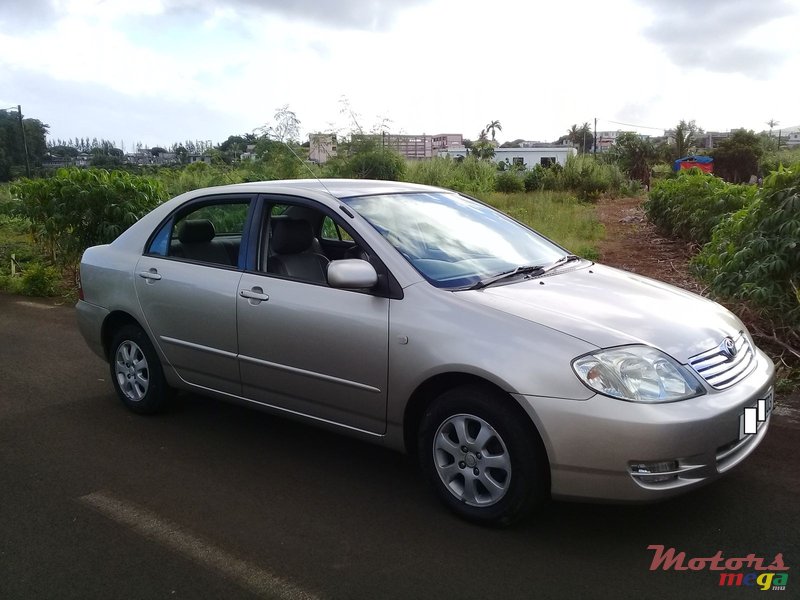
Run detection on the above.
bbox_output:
[343,192,567,289]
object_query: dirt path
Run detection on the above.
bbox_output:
[595,194,703,294]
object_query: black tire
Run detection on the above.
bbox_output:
[108,324,171,414]
[418,385,549,526]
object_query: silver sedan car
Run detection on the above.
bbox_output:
[77,179,774,525]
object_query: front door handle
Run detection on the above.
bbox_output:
[138,270,162,281]
[240,288,269,301]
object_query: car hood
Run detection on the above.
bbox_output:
[458,263,745,363]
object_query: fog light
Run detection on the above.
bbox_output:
[630,460,679,484]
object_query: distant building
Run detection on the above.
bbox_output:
[431,134,463,151]
[352,133,434,160]
[595,130,632,152]
[309,134,337,164]
[785,130,800,148]
[695,131,736,150]
[440,146,577,168]
[240,144,257,161]
[309,131,468,162]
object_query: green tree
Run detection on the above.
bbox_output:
[0,109,49,180]
[672,119,701,160]
[252,138,305,180]
[577,122,593,154]
[485,120,502,142]
[472,129,495,160]
[324,136,406,181]
[609,132,658,185]
[712,130,764,183]
[218,134,256,164]
[258,105,301,143]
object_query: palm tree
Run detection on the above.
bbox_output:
[578,122,593,154]
[485,120,502,142]
[766,119,779,138]
[673,120,698,159]
[566,124,580,145]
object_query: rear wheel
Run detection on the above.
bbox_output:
[419,386,548,526]
[109,324,171,414]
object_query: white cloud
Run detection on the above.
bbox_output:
[2,0,799,146]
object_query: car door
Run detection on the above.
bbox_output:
[236,200,390,434]
[135,195,254,395]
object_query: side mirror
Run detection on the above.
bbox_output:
[327,259,378,290]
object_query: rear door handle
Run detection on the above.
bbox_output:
[138,270,162,281]
[240,288,269,301]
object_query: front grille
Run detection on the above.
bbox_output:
[688,332,755,389]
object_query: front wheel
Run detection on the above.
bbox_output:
[418,386,548,526]
[109,324,171,414]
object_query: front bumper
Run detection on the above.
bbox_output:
[517,348,775,502]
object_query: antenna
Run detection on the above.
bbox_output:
[281,139,334,197]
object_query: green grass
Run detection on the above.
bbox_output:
[478,191,605,260]
[0,183,40,293]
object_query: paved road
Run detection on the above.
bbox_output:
[1,293,798,600]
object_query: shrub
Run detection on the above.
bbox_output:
[325,147,406,181]
[524,165,545,192]
[494,171,524,193]
[404,156,497,196]
[10,168,167,270]
[18,262,59,296]
[692,164,800,326]
[559,155,621,201]
[644,169,756,244]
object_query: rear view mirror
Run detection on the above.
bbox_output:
[327,259,378,289]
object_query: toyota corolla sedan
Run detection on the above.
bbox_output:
[76,179,774,525]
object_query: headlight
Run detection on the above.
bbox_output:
[572,346,705,403]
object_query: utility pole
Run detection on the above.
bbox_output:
[593,117,597,156]
[17,105,31,177]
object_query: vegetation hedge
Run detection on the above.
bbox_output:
[10,168,166,270]
[691,164,800,326]
[645,169,756,244]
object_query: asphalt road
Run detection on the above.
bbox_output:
[1,292,798,600]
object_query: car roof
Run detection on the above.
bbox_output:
[192,178,447,199]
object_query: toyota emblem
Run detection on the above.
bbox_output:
[721,337,737,360]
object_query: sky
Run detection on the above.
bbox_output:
[1,0,799,149]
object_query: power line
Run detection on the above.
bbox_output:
[602,119,666,132]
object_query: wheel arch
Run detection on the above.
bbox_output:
[402,372,549,465]
[101,311,148,360]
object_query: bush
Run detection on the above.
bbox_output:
[524,165,545,192]
[325,147,406,181]
[494,171,524,193]
[644,169,756,244]
[404,157,496,196]
[10,168,167,270]
[560,155,622,200]
[18,262,59,296]
[692,164,800,326]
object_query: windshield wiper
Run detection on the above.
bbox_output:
[538,253,581,275]
[467,255,582,290]
[468,265,545,290]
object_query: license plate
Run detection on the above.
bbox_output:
[739,389,774,439]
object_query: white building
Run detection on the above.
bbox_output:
[783,128,800,148]
[440,146,577,168]
[309,134,337,164]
